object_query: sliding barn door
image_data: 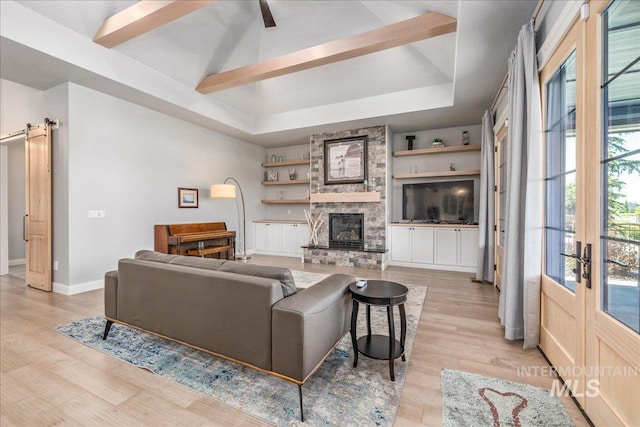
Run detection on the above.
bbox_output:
[25,123,52,291]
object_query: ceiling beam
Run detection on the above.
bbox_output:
[196,12,457,94]
[93,0,214,48]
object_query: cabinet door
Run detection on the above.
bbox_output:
[281,224,299,254]
[390,227,412,262]
[296,224,310,254]
[434,228,458,265]
[411,227,434,264]
[255,223,269,251]
[266,223,282,252]
[457,228,479,267]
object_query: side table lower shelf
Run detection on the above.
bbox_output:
[356,335,404,360]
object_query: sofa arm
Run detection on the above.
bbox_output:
[271,273,355,382]
[104,270,118,319]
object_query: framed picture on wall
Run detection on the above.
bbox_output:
[324,136,368,184]
[178,187,199,208]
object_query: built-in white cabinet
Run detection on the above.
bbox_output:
[254,221,309,258]
[389,225,478,272]
[434,227,478,268]
[281,223,310,255]
[390,226,434,264]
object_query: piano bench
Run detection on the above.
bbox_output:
[186,246,230,259]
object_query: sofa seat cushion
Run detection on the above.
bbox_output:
[218,262,296,297]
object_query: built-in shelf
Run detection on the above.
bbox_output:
[310,192,381,203]
[262,159,310,167]
[262,179,310,186]
[262,199,310,204]
[393,169,481,179]
[254,219,307,224]
[393,144,481,157]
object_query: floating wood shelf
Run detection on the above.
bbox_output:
[262,199,310,204]
[262,179,310,186]
[393,144,481,157]
[393,170,481,179]
[310,192,381,203]
[262,159,310,167]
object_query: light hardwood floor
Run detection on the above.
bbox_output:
[0,255,589,426]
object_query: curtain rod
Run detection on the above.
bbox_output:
[489,0,545,112]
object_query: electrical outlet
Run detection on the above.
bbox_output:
[88,210,106,219]
[53,261,59,271]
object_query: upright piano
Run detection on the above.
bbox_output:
[154,222,236,260]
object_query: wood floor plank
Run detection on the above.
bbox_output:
[0,255,589,426]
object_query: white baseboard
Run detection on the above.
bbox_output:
[53,279,104,295]
[9,258,26,266]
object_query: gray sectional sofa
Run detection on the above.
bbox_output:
[103,250,355,420]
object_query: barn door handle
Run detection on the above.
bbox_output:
[23,214,28,242]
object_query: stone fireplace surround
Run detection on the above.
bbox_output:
[303,126,388,270]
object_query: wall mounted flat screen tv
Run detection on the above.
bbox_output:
[402,180,475,222]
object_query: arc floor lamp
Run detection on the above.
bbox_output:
[210,177,250,261]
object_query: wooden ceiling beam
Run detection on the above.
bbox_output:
[196,12,456,94]
[93,0,214,48]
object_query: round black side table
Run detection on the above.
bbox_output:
[349,280,409,381]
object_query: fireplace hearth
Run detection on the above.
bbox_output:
[329,213,364,249]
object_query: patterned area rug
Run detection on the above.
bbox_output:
[441,369,574,427]
[55,273,426,426]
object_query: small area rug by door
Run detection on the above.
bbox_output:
[54,273,426,426]
[441,369,574,427]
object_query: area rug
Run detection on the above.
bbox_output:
[55,274,426,426]
[441,369,574,427]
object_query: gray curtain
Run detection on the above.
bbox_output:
[498,20,543,349]
[476,110,495,283]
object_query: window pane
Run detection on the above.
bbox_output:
[602,0,640,333]
[605,0,640,80]
[545,50,577,292]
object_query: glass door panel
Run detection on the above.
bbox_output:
[545,51,578,292]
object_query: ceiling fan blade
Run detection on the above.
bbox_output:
[259,0,276,28]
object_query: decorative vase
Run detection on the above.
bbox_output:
[271,154,277,163]
[288,168,296,180]
[406,135,416,150]
[462,131,470,145]
[278,155,284,162]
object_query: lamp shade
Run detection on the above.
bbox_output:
[210,184,236,199]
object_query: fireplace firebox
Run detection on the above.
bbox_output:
[329,213,364,249]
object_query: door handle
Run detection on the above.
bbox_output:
[23,214,28,242]
[581,243,592,289]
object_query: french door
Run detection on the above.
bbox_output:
[541,1,639,425]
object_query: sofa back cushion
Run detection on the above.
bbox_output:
[169,256,227,270]
[135,249,178,263]
[217,262,296,297]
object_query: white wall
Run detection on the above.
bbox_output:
[7,141,25,262]
[391,124,482,221]
[0,79,45,275]
[64,83,266,289]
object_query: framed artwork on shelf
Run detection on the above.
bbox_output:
[267,170,278,181]
[324,136,368,185]
[178,187,198,208]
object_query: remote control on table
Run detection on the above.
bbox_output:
[356,280,367,288]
